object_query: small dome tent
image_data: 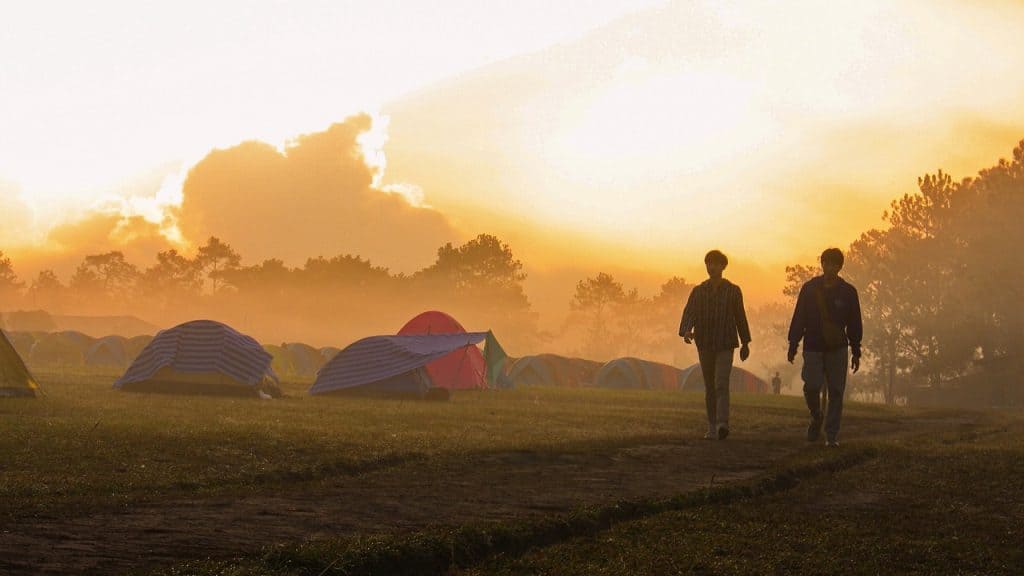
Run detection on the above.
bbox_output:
[85,335,130,367]
[594,357,686,390]
[508,354,602,387]
[114,320,279,397]
[29,331,93,367]
[397,311,487,390]
[310,332,490,399]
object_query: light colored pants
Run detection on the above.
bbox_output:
[698,348,734,430]
[802,347,849,441]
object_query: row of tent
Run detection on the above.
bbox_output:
[0,311,502,399]
[1,309,767,399]
[6,331,153,368]
[508,354,768,393]
[6,329,341,379]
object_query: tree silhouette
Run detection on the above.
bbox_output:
[421,234,527,294]
[0,251,23,304]
[27,269,65,311]
[787,138,1024,405]
[196,237,242,294]
[570,272,626,359]
[70,251,139,303]
[138,249,202,307]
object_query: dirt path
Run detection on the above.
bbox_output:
[0,418,917,575]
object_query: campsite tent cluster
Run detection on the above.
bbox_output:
[5,330,154,369]
[1,310,768,399]
[507,354,768,393]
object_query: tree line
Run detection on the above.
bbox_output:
[785,139,1024,404]
[4,139,1018,390]
[0,234,703,364]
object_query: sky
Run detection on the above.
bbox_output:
[3,0,1024,307]
[0,0,664,226]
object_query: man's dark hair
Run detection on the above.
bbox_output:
[820,247,844,267]
[704,250,728,267]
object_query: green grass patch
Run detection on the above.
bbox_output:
[1,371,836,517]
[150,446,876,576]
[474,417,1024,576]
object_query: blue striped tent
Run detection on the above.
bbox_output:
[310,332,488,398]
[114,320,279,396]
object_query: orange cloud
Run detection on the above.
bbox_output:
[174,114,459,271]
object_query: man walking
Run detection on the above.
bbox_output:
[771,372,782,395]
[787,248,863,447]
[680,250,751,440]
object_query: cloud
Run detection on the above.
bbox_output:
[44,211,174,266]
[380,0,1024,275]
[174,114,459,270]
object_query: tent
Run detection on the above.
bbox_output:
[0,329,38,397]
[263,344,294,378]
[6,331,38,360]
[29,331,93,367]
[594,357,686,390]
[319,346,341,363]
[310,332,491,398]
[284,342,325,377]
[397,311,487,390]
[114,320,279,396]
[124,334,153,362]
[508,354,602,387]
[679,363,769,394]
[85,335,130,367]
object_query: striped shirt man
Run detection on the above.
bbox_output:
[679,279,752,351]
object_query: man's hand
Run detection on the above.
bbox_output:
[787,349,796,364]
[682,329,694,345]
[851,355,860,374]
[739,343,750,361]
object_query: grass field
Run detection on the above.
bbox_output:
[1,371,1020,575]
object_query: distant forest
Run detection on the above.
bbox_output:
[2,139,1023,404]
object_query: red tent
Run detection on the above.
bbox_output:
[397,311,487,390]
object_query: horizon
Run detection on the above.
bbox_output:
[3,0,1024,325]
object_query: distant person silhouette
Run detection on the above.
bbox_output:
[679,250,751,440]
[771,372,782,395]
[787,248,863,447]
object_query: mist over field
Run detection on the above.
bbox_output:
[2,2,1024,575]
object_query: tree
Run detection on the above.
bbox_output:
[299,254,391,289]
[416,234,535,348]
[569,272,627,359]
[195,237,242,294]
[647,276,696,365]
[27,269,66,312]
[70,251,139,303]
[220,258,293,297]
[138,249,202,307]
[420,234,527,296]
[784,139,1024,405]
[0,251,24,305]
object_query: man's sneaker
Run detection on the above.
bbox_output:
[826,439,839,448]
[807,417,823,442]
[703,429,716,440]
[717,425,729,440]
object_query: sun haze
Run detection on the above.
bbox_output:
[2,0,1023,309]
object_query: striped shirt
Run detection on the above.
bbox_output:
[679,279,752,351]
